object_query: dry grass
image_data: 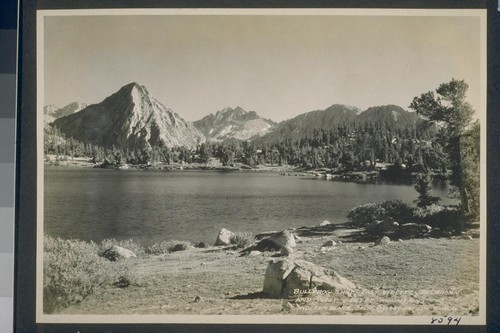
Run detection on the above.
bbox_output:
[58,230,480,317]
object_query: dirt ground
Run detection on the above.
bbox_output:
[60,228,480,317]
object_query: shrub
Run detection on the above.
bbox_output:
[413,204,462,230]
[44,236,140,313]
[43,236,109,313]
[346,203,387,227]
[146,240,192,255]
[380,200,416,224]
[230,231,254,248]
[194,241,209,248]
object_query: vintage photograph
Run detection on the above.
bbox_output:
[36,9,486,324]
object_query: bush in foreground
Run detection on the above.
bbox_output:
[44,236,109,313]
[347,200,463,234]
[346,203,387,227]
[44,236,140,313]
[413,204,462,230]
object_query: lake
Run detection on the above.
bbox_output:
[44,167,456,246]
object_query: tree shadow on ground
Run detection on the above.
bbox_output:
[230,291,267,300]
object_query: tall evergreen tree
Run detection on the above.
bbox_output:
[409,79,478,224]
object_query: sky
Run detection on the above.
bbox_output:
[42,11,484,122]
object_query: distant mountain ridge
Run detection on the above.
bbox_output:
[254,104,360,144]
[254,104,422,145]
[357,105,421,127]
[193,106,276,142]
[48,82,422,151]
[52,82,205,150]
[44,102,87,124]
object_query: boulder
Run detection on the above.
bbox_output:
[280,246,295,256]
[268,230,296,249]
[322,240,337,247]
[366,220,399,235]
[214,228,234,246]
[374,236,391,246]
[263,259,355,298]
[398,223,432,239]
[319,220,331,226]
[102,245,136,261]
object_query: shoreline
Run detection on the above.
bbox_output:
[44,156,448,184]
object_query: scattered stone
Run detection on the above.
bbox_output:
[214,228,235,246]
[460,235,473,240]
[102,245,136,261]
[249,250,262,256]
[397,239,403,243]
[319,220,331,226]
[262,259,355,298]
[322,240,337,247]
[374,236,391,246]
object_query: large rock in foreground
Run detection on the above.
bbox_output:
[214,228,235,246]
[263,259,355,298]
[102,245,136,261]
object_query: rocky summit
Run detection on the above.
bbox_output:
[193,106,275,142]
[52,82,205,150]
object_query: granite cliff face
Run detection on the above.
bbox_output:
[193,106,275,142]
[52,82,205,150]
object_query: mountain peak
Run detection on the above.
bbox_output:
[52,83,205,149]
[193,106,275,142]
[118,82,149,96]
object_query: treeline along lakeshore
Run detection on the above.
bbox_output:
[44,80,480,221]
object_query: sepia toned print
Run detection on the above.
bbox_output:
[37,8,486,325]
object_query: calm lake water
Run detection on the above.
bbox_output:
[44,167,456,246]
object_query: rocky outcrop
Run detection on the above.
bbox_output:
[214,228,235,246]
[102,245,137,261]
[262,259,355,298]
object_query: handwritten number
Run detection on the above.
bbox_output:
[430,317,461,325]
